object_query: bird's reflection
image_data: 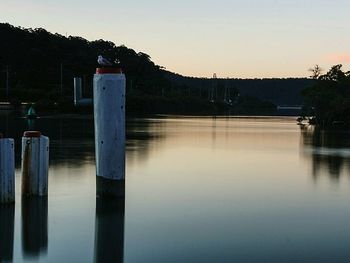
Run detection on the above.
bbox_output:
[21,196,48,258]
[94,197,125,263]
[0,204,15,262]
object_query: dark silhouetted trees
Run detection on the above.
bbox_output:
[0,23,311,115]
[302,64,350,127]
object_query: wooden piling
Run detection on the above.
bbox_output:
[21,131,49,197]
[93,68,126,197]
[0,134,15,203]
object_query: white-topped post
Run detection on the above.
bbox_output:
[21,131,49,197]
[73,77,93,106]
[93,67,126,197]
[0,133,15,203]
[74,77,83,106]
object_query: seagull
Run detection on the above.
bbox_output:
[97,55,112,66]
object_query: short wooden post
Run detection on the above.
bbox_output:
[0,133,15,203]
[93,68,126,197]
[21,131,49,197]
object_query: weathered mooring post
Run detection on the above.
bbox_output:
[94,68,126,197]
[21,131,49,197]
[0,133,15,203]
[0,133,15,259]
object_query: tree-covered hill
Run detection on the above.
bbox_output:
[0,23,166,100]
[164,71,312,106]
[0,23,312,115]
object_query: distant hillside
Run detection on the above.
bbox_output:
[164,72,313,106]
[0,23,312,114]
[0,23,166,100]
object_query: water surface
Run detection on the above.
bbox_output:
[1,115,350,262]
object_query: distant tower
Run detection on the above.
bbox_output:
[210,73,217,102]
[223,78,228,103]
[224,78,233,105]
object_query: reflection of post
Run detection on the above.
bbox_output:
[211,116,217,149]
[94,197,125,263]
[94,68,126,197]
[21,196,48,257]
[0,204,15,262]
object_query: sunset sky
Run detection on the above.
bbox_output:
[1,0,350,78]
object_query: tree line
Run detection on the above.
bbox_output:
[0,23,311,115]
[302,64,350,127]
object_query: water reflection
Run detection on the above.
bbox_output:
[300,125,350,180]
[4,114,350,262]
[94,197,125,263]
[212,116,217,149]
[21,197,48,258]
[0,115,167,168]
[0,204,14,262]
[126,118,166,164]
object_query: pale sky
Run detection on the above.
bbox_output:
[1,0,350,78]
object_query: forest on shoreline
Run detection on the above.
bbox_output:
[0,23,311,116]
[302,65,350,127]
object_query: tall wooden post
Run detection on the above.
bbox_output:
[93,68,126,197]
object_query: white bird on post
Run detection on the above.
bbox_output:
[97,55,112,67]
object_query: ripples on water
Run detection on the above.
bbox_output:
[1,114,350,262]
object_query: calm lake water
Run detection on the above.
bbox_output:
[1,114,350,263]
